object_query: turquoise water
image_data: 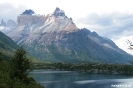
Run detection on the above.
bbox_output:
[30,69,133,88]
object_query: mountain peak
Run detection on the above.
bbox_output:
[0,19,6,26]
[91,31,98,37]
[55,7,60,11]
[7,19,16,27]
[53,7,66,17]
[21,9,35,15]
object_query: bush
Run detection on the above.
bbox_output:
[0,47,44,88]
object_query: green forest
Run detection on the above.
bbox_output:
[1,47,133,88]
[34,62,133,75]
[0,47,44,88]
[54,62,133,75]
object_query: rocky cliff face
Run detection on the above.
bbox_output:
[1,8,133,63]
[0,19,16,34]
[17,14,44,26]
[6,8,78,44]
[53,7,66,17]
[7,19,16,27]
[0,19,6,26]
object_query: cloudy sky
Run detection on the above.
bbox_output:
[0,0,133,54]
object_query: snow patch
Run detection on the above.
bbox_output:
[0,26,5,31]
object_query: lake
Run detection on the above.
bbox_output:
[30,69,133,88]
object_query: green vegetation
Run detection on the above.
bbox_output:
[34,62,133,75]
[127,39,133,50]
[0,31,19,60]
[25,44,100,63]
[54,62,133,75]
[0,47,44,88]
[0,32,18,50]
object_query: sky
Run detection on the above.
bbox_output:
[0,0,133,54]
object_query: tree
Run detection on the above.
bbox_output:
[127,39,133,50]
[0,52,2,61]
[11,47,31,81]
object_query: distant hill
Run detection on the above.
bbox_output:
[1,8,133,64]
[0,31,19,59]
[0,31,44,63]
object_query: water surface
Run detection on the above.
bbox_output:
[30,69,133,88]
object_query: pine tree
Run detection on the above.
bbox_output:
[0,52,3,61]
[11,47,31,81]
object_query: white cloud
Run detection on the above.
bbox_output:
[77,12,133,38]
[113,36,133,55]
[76,11,133,55]
[0,3,27,22]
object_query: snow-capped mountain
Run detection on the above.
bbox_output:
[1,8,133,63]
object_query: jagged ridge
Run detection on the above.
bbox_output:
[1,8,133,63]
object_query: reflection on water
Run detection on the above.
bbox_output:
[30,69,133,88]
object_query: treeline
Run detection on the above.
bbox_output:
[33,62,133,75]
[54,62,133,75]
[0,47,44,88]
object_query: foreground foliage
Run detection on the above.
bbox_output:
[0,47,44,88]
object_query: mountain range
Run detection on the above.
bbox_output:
[0,7,133,63]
